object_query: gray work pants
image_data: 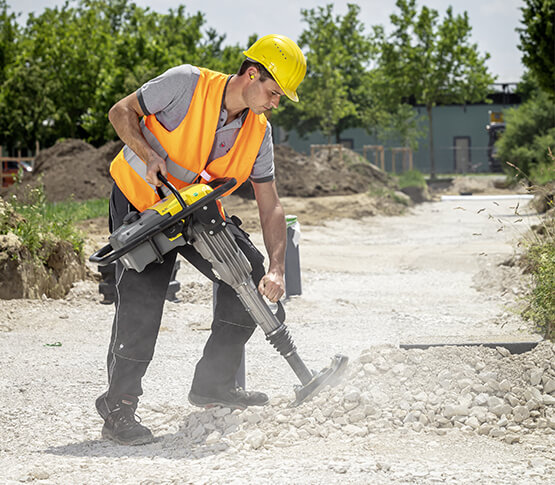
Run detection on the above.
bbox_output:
[103,183,266,402]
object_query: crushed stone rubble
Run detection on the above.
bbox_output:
[144,342,555,452]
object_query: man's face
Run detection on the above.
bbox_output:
[245,74,285,115]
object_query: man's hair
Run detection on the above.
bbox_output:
[238,60,276,83]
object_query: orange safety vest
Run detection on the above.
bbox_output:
[110,67,268,212]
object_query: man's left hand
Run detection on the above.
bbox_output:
[258,271,285,303]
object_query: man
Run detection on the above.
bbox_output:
[95,34,307,445]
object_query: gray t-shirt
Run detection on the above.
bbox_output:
[136,64,274,183]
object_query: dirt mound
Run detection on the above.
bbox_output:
[2,139,122,202]
[0,232,86,299]
[3,140,394,202]
[0,196,88,299]
[274,145,393,198]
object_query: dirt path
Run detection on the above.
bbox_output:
[0,195,553,484]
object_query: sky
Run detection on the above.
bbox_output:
[8,0,526,83]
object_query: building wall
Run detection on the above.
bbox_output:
[277,102,519,174]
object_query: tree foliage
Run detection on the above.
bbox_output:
[0,0,18,86]
[0,0,502,166]
[373,0,494,176]
[517,0,555,97]
[496,89,555,179]
[498,1,555,181]
[0,0,245,150]
[274,4,376,142]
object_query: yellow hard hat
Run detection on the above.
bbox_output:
[243,34,307,102]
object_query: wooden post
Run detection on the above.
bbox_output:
[391,148,397,173]
[362,145,385,171]
[391,147,413,173]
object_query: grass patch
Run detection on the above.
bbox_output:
[397,169,427,189]
[1,184,109,259]
[368,185,410,206]
[522,236,555,340]
[45,197,109,222]
[507,159,555,340]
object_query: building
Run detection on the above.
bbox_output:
[277,85,521,175]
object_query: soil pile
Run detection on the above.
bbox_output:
[1,139,122,202]
[3,140,395,202]
[274,145,394,198]
[0,193,88,300]
[0,236,86,299]
[0,230,85,299]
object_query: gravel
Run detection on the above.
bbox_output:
[0,196,553,484]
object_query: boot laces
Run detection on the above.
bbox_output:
[110,403,142,429]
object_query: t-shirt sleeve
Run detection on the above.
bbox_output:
[249,122,275,183]
[136,65,199,129]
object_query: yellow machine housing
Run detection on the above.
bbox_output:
[152,184,215,216]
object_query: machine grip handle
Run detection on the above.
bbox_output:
[89,243,118,265]
[157,173,188,209]
[89,178,237,266]
[208,177,237,197]
[157,173,237,208]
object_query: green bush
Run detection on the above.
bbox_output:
[496,89,555,178]
[529,158,555,185]
[397,169,427,189]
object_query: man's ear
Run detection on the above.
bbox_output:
[247,66,259,80]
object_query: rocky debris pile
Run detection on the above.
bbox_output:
[145,342,554,451]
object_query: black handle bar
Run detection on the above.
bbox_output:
[89,177,237,266]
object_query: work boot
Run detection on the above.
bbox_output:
[188,387,269,410]
[95,393,154,445]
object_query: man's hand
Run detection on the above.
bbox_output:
[145,155,168,187]
[258,270,285,303]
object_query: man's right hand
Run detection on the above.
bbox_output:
[145,155,168,187]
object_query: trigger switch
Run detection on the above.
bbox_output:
[123,211,140,225]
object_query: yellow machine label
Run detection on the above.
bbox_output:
[489,111,504,123]
[152,184,214,216]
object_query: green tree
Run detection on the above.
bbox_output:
[496,90,555,180]
[373,0,494,177]
[0,0,18,87]
[0,1,20,151]
[0,1,114,148]
[0,0,247,150]
[274,4,375,142]
[517,0,555,97]
[496,0,555,181]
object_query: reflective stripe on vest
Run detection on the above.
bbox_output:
[110,67,267,212]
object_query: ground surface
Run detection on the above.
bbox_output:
[1,178,554,484]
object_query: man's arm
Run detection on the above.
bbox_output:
[252,180,286,303]
[108,93,167,186]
